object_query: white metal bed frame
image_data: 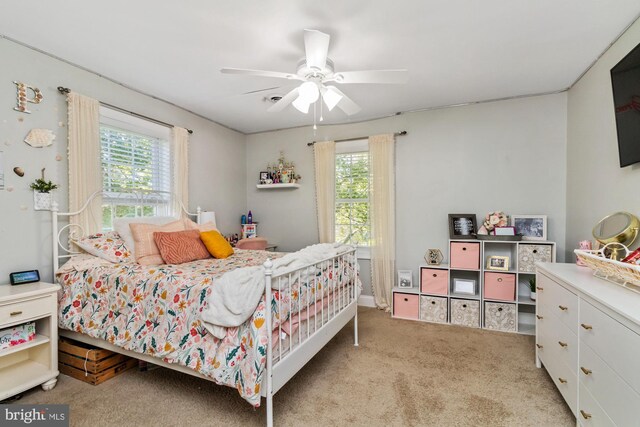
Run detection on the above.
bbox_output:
[51,191,359,426]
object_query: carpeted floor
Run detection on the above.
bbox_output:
[12,307,573,426]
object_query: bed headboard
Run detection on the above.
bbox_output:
[51,190,201,272]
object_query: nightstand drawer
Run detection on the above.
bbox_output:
[0,294,55,325]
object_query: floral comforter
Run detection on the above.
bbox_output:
[56,249,356,406]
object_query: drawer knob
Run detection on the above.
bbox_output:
[536,343,543,349]
[10,311,23,316]
[536,315,543,320]
[558,377,568,384]
[580,410,592,420]
[580,367,593,375]
[558,305,568,311]
[497,278,503,282]
[431,301,436,305]
[462,304,467,308]
[533,249,538,254]
[404,298,408,302]
[536,286,543,291]
[462,247,467,251]
[581,323,593,330]
[432,273,437,277]
[498,307,503,312]
[558,341,568,348]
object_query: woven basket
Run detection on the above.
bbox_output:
[574,248,640,294]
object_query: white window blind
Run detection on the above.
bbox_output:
[335,148,371,247]
[99,107,172,229]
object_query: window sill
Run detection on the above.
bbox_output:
[356,247,371,260]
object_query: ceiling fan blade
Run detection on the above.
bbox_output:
[326,86,361,115]
[304,29,330,70]
[221,68,301,81]
[242,86,281,95]
[333,70,408,84]
[267,87,300,113]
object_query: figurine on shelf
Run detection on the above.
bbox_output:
[258,151,300,185]
[477,211,508,235]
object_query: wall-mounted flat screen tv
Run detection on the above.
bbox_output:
[611,42,640,167]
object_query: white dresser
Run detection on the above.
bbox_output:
[536,263,640,426]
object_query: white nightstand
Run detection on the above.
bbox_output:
[0,282,61,400]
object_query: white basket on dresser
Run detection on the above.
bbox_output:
[574,248,640,294]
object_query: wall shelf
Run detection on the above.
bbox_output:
[256,183,300,190]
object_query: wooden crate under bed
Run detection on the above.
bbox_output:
[58,337,137,385]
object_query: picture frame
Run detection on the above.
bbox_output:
[448,214,477,239]
[453,278,476,295]
[397,270,413,288]
[486,255,510,271]
[511,215,547,241]
[259,171,269,184]
[424,249,443,265]
[493,226,516,236]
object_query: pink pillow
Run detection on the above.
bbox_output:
[153,229,211,264]
[184,218,218,232]
[74,231,132,263]
[129,220,186,265]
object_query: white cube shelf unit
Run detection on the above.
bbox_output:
[392,239,556,335]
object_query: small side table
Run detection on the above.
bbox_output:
[0,282,61,400]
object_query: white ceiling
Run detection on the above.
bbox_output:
[1,1,639,134]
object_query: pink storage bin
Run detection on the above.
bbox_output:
[393,293,419,320]
[484,272,516,301]
[450,242,480,270]
[421,268,448,295]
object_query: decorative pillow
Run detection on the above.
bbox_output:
[184,218,218,232]
[113,216,177,261]
[129,220,187,265]
[200,230,235,259]
[74,231,131,263]
[153,230,210,264]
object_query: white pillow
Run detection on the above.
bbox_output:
[113,216,177,261]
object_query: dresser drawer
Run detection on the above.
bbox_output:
[0,294,55,325]
[450,299,480,328]
[579,298,640,395]
[420,296,447,323]
[537,273,578,333]
[483,272,516,301]
[484,302,516,332]
[393,293,419,320]
[450,242,480,270]
[544,353,577,416]
[578,382,615,427]
[518,244,553,273]
[540,304,578,375]
[579,341,640,426]
[420,268,448,295]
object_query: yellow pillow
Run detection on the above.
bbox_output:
[200,230,234,259]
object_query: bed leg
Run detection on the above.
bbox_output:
[266,392,273,427]
[353,306,359,347]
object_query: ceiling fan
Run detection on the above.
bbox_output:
[221,29,408,116]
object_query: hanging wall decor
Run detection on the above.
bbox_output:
[13,81,44,113]
[13,167,24,177]
[24,129,55,148]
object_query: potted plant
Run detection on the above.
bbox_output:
[529,277,537,301]
[30,168,58,211]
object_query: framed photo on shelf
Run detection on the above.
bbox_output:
[448,214,477,239]
[397,270,413,288]
[453,278,476,295]
[424,249,443,265]
[486,255,509,271]
[511,215,547,241]
[259,171,269,184]
[493,226,516,236]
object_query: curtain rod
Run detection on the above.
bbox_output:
[307,131,407,146]
[57,86,193,134]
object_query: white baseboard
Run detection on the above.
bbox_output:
[358,294,376,308]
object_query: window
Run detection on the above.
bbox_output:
[99,107,172,230]
[335,140,370,248]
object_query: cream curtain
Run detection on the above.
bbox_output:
[369,134,396,310]
[172,127,189,217]
[314,140,336,243]
[67,92,102,237]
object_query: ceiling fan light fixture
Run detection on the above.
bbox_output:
[298,81,320,103]
[321,86,342,111]
[292,96,311,114]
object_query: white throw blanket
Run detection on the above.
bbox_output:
[201,242,354,339]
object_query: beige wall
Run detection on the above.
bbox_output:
[0,38,247,282]
[566,18,640,259]
[247,93,568,296]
